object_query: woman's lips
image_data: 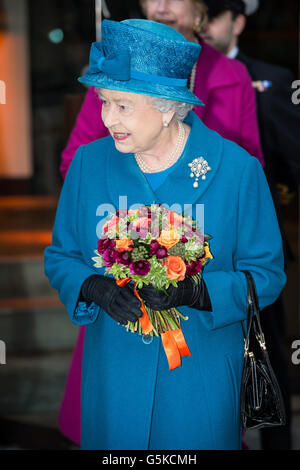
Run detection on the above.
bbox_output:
[113,132,131,142]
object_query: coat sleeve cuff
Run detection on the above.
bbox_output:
[72,300,101,325]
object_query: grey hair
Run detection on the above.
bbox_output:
[94,87,193,121]
[147,96,194,121]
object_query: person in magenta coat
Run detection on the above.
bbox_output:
[58,2,264,446]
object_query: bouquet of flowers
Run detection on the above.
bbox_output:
[92,204,213,370]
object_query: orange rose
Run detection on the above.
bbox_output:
[157,229,181,250]
[162,256,186,281]
[115,238,134,252]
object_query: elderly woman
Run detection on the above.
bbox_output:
[59,3,264,445]
[45,19,285,450]
[59,5,265,444]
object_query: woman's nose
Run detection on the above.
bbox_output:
[156,0,169,13]
[102,105,119,128]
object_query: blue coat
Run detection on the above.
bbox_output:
[44,112,286,450]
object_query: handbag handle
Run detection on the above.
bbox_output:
[241,270,267,353]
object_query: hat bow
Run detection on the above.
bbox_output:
[89,42,131,81]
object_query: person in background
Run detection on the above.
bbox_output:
[202,0,300,450]
[58,0,265,446]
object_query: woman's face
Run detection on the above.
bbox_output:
[143,0,200,41]
[99,88,172,155]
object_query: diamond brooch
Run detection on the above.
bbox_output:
[188,157,211,188]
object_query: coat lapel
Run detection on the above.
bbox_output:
[107,112,223,210]
[106,142,158,209]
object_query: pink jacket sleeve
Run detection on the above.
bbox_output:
[234,60,265,167]
[60,87,110,179]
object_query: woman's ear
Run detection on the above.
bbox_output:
[162,109,176,127]
[233,14,246,37]
[193,15,202,34]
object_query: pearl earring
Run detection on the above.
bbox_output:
[163,121,169,128]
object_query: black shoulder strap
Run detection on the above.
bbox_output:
[241,270,266,350]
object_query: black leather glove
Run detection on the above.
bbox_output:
[80,275,142,325]
[137,277,212,311]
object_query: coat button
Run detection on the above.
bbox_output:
[142,334,153,345]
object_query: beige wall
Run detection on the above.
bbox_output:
[0,0,32,178]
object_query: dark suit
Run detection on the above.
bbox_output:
[237,51,300,190]
[237,51,299,450]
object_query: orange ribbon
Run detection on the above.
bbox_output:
[161,327,191,370]
[116,278,153,334]
[116,278,191,370]
[170,328,192,359]
[161,330,182,371]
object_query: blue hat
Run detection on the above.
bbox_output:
[78,19,204,106]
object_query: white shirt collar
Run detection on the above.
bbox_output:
[227,46,239,59]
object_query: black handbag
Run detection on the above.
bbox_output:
[240,270,286,431]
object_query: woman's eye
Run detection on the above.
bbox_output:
[119,104,133,113]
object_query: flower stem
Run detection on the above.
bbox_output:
[175,308,189,321]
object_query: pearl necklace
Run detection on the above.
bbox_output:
[134,121,185,173]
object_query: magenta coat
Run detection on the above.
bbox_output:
[58,39,264,445]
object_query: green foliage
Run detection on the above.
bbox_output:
[168,243,186,258]
[131,246,149,261]
[109,263,130,280]
[92,251,105,268]
[183,239,204,261]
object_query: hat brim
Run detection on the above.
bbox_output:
[78,73,204,107]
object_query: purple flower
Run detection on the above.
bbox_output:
[185,259,202,277]
[97,238,116,255]
[149,240,167,258]
[130,260,151,276]
[155,247,168,259]
[149,240,160,255]
[138,228,149,239]
[180,236,188,243]
[139,206,152,218]
[102,248,118,267]
[115,251,131,266]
